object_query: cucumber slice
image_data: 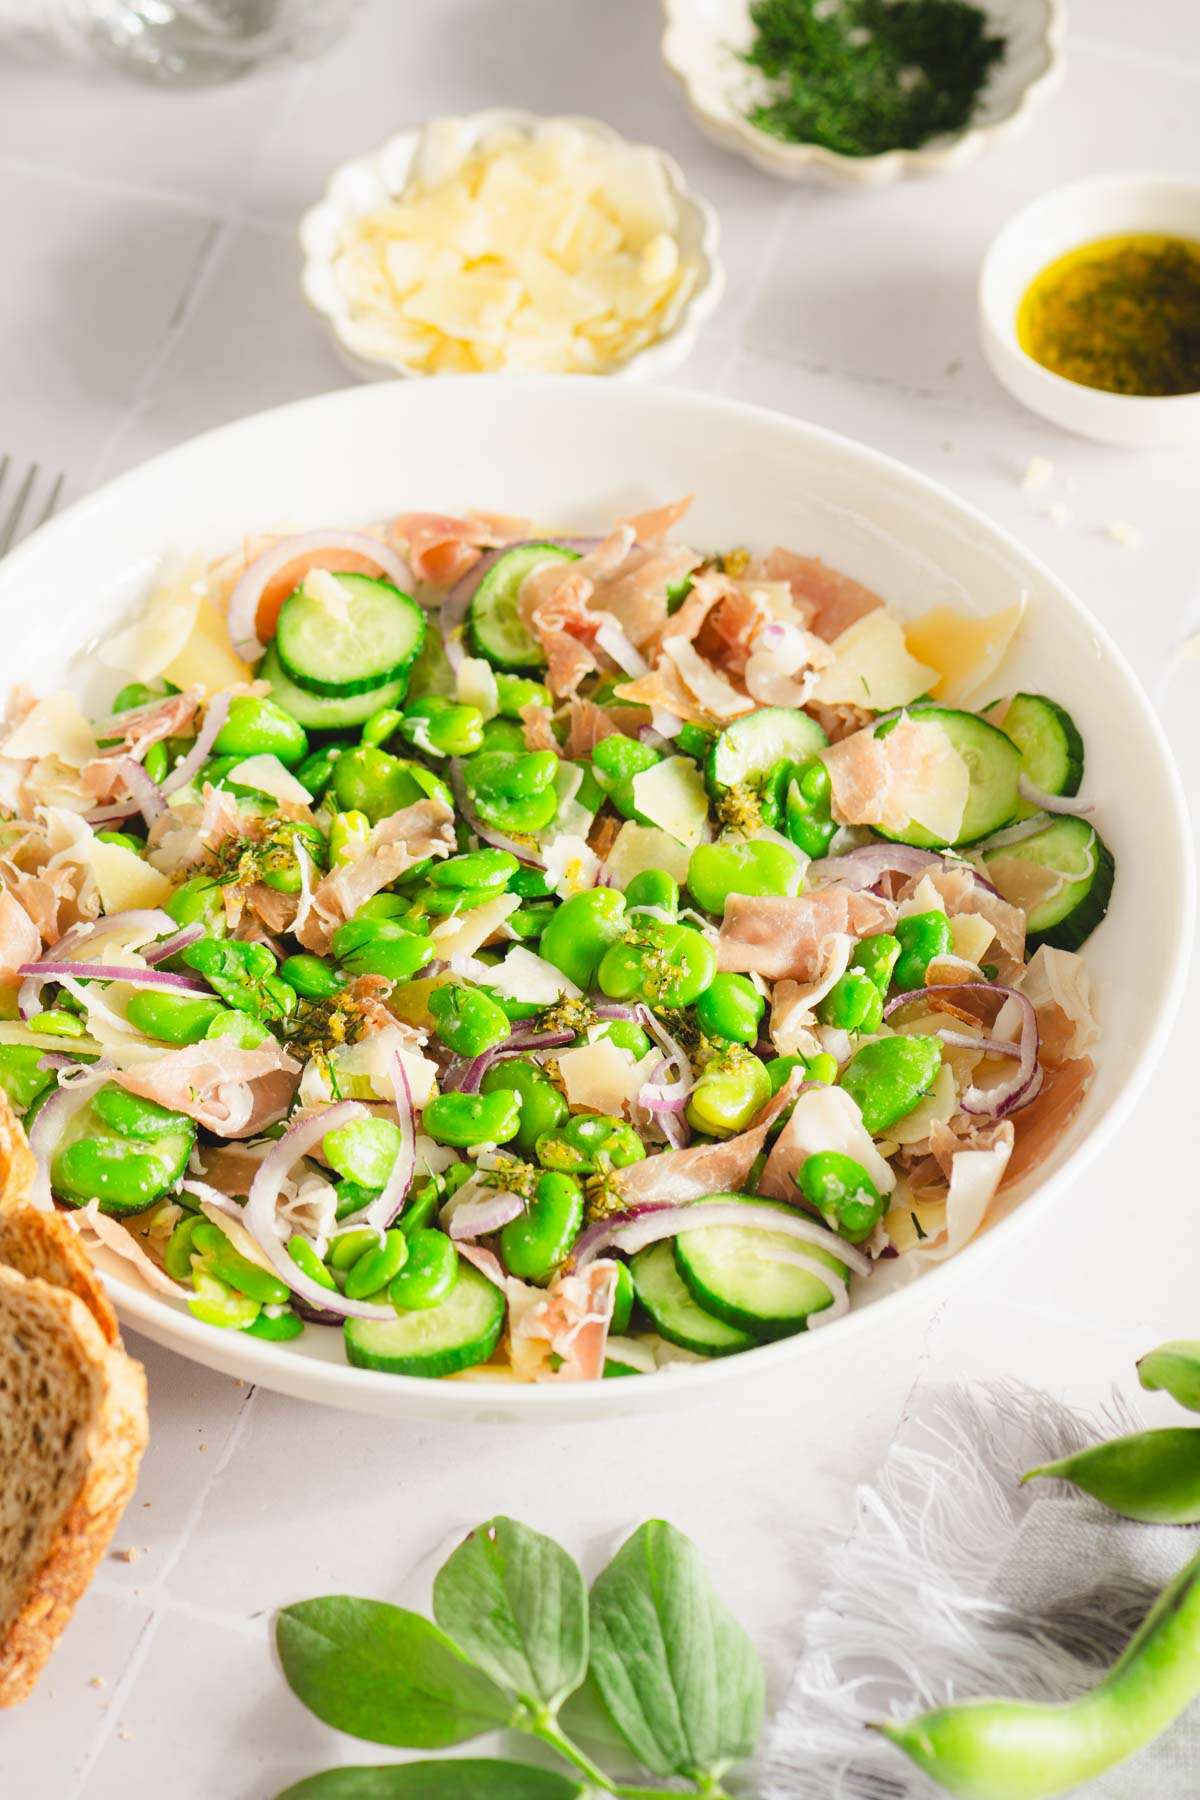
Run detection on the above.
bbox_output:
[468,544,579,671]
[988,693,1084,815]
[673,1194,847,1339]
[343,1263,504,1377]
[878,705,1021,849]
[259,645,408,730]
[708,707,828,791]
[983,815,1114,951]
[276,573,426,697]
[631,1242,755,1356]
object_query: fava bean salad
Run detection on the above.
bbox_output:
[0,499,1111,1381]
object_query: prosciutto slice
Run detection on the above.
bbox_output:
[508,1261,618,1383]
[0,888,40,984]
[614,1070,806,1208]
[113,1041,300,1138]
[759,549,884,642]
[392,511,529,587]
[297,797,455,953]
[717,890,895,984]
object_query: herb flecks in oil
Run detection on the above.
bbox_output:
[1018,234,1200,397]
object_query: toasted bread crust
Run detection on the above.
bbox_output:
[0,1207,120,1345]
[0,1271,148,1707]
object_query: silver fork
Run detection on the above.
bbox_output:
[0,457,66,558]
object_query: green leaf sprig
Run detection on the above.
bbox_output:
[273,1517,763,1800]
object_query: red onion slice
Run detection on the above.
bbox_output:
[446,1188,525,1240]
[18,959,209,993]
[974,813,1052,852]
[115,755,166,824]
[143,923,205,964]
[449,759,546,867]
[446,1028,576,1096]
[354,1049,416,1233]
[1018,776,1093,817]
[227,531,415,660]
[27,1060,114,1207]
[807,845,945,890]
[884,981,1039,1118]
[160,691,231,797]
[576,1200,871,1278]
[243,1100,394,1320]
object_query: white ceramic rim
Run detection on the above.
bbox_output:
[2,377,1191,1416]
[297,108,726,381]
[659,0,1066,186]
[979,169,1200,437]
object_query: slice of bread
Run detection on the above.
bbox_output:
[0,1268,148,1706]
[0,1092,36,1216]
[0,1208,120,1346]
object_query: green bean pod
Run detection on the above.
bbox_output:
[1022,1427,1200,1524]
[879,1548,1200,1800]
[1138,1340,1200,1413]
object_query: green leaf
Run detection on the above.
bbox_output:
[587,1520,763,1781]
[275,1761,583,1800]
[433,1517,588,1711]
[276,1598,518,1748]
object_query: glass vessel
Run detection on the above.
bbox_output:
[63,0,358,86]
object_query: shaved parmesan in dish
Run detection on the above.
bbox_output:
[225,755,313,807]
[89,839,173,912]
[903,599,1026,707]
[813,611,939,711]
[557,1037,658,1115]
[430,891,520,959]
[1,693,98,770]
[329,121,699,376]
[605,821,693,888]
[481,944,580,1004]
[542,832,600,899]
[631,756,710,849]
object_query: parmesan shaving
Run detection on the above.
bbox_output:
[225,754,313,807]
[813,611,939,711]
[903,598,1026,707]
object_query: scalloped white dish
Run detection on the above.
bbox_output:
[299,109,724,381]
[661,0,1065,186]
[1,378,1190,1419]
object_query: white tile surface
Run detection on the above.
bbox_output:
[0,4,1197,1795]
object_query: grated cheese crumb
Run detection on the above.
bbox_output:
[1046,501,1072,527]
[1021,455,1055,492]
[1107,520,1143,549]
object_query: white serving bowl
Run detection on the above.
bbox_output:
[299,109,724,381]
[660,0,1064,186]
[979,171,1200,446]
[1,378,1190,1419]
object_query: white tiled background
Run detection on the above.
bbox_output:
[2,4,1198,1796]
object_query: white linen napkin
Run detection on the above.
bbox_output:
[760,1379,1200,1798]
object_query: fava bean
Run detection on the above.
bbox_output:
[817,968,884,1035]
[279,953,346,1001]
[508,902,554,941]
[192,1218,291,1305]
[95,830,144,854]
[687,839,803,915]
[625,867,679,914]
[495,673,551,718]
[329,809,371,867]
[326,1227,382,1272]
[894,910,953,991]
[597,918,716,1010]
[354,892,416,923]
[596,1019,653,1059]
[429,848,518,891]
[853,932,901,993]
[507,866,553,899]
[181,936,295,1023]
[535,1113,645,1175]
[333,1178,380,1222]
[389,1229,458,1311]
[206,1010,272,1048]
[415,883,503,917]
[591,733,661,821]
[143,741,170,784]
[259,821,327,895]
[323,1116,402,1189]
[399,1178,443,1235]
[92,1082,191,1142]
[480,1057,566,1155]
[471,784,559,835]
[798,1150,884,1244]
[213,694,308,767]
[27,1008,87,1039]
[0,1042,56,1112]
[784,757,836,859]
[539,888,627,990]
[686,1053,772,1138]
[610,1260,634,1335]
[331,918,435,982]
[399,696,484,758]
[55,1130,192,1215]
[165,875,227,934]
[360,707,406,749]
[112,680,173,713]
[479,717,527,755]
[294,744,342,798]
[466,748,558,801]
[188,1268,261,1330]
[839,1034,942,1135]
[125,987,227,1044]
[344,1227,409,1301]
[246,1308,304,1341]
[164,1212,208,1282]
[694,971,764,1044]
[499,1172,583,1283]
[428,984,510,1057]
[287,1236,336,1290]
[423,1089,523,1149]
[332,747,421,823]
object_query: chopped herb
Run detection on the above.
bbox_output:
[743,0,1006,159]
[911,1210,928,1241]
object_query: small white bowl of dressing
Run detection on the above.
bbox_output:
[979,171,1200,447]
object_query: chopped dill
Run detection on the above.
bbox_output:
[743,0,1006,159]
